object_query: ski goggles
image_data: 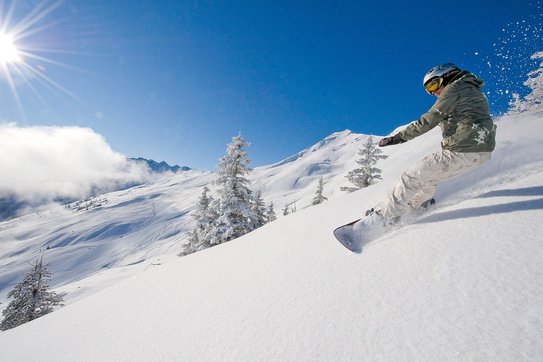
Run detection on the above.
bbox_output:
[424,77,443,95]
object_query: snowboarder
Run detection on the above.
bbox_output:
[362,63,497,233]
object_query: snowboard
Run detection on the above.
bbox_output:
[333,217,388,253]
[334,199,436,253]
[333,218,365,253]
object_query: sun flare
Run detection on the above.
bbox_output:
[0,32,22,64]
[0,0,84,120]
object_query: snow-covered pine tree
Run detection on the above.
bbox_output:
[207,134,258,245]
[266,202,277,223]
[180,186,217,256]
[282,203,290,216]
[341,136,388,192]
[282,201,297,215]
[509,51,543,113]
[0,257,64,331]
[524,51,543,111]
[312,177,328,205]
[250,191,267,229]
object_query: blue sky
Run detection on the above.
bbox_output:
[1,0,541,170]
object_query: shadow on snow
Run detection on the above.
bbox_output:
[417,186,543,224]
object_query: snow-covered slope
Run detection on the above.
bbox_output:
[0,129,370,304]
[0,112,542,360]
[251,130,372,210]
[0,170,215,302]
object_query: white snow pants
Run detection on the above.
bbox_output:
[380,149,491,220]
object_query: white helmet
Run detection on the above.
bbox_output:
[423,63,460,86]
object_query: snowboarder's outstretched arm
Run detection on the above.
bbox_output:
[378,134,406,147]
[379,89,457,148]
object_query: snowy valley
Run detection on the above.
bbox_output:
[0,111,542,360]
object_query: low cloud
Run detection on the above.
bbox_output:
[0,123,152,203]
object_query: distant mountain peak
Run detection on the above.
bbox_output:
[130,158,191,173]
[324,129,352,140]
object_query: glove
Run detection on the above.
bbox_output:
[378,133,406,147]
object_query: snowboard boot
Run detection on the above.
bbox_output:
[408,198,436,212]
[364,208,400,225]
[355,208,397,242]
[420,198,436,209]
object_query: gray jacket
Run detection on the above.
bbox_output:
[399,71,496,153]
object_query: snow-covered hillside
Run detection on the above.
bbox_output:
[0,112,542,360]
[0,129,372,304]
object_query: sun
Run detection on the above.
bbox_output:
[0,32,22,64]
[0,0,86,120]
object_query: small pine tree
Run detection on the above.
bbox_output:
[207,134,258,245]
[342,136,388,192]
[282,203,290,216]
[312,177,328,205]
[282,201,297,216]
[1,257,64,331]
[266,202,277,223]
[180,186,217,255]
[250,191,267,229]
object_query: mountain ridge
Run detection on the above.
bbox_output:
[129,157,191,173]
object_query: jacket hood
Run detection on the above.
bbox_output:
[449,71,484,90]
